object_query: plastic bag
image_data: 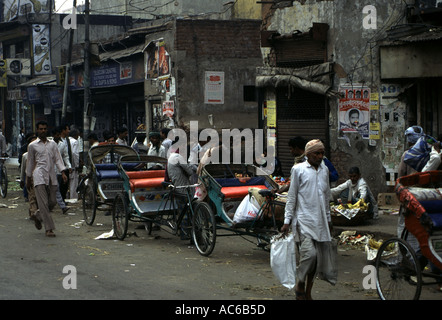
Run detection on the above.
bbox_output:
[270,233,296,289]
[404,135,436,171]
[233,194,260,223]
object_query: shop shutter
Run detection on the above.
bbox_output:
[276,87,328,176]
[272,37,329,177]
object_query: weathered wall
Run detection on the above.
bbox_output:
[264,0,415,196]
[91,0,228,19]
[173,19,262,130]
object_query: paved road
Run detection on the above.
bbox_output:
[0,160,440,303]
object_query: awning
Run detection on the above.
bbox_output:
[256,62,338,97]
[18,74,56,87]
[71,43,145,67]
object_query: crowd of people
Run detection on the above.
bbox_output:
[16,120,442,297]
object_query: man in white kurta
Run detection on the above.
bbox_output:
[282,139,332,300]
[26,121,67,237]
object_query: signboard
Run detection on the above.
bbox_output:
[70,59,144,90]
[266,100,276,128]
[0,60,7,87]
[204,71,224,104]
[32,24,52,75]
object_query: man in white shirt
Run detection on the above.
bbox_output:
[26,121,67,237]
[330,166,378,219]
[116,127,128,146]
[53,127,72,214]
[281,139,333,300]
[68,129,80,200]
[147,131,166,169]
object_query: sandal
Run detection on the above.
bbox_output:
[295,290,306,300]
[46,230,56,237]
[30,215,42,230]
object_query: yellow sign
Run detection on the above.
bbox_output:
[0,60,6,87]
[266,100,276,128]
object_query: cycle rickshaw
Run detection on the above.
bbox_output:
[110,154,200,247]
[81,144,139,225]
[374,170,442,300]
[195,163,282,256]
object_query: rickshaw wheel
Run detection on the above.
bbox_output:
[192,201,216,256]
[82,183,96,225]
[375,237,422,300]
[112,193,129,240]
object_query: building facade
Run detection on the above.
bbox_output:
[258,0,442,198]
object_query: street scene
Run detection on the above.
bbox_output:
[1,0,442,304]
[0,159,441,302]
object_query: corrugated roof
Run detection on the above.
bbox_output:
[18,74,56,87]
[383,25,442,45]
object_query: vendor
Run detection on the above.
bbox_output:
[330,167,378,219]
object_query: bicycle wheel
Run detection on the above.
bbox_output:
[375,237,422,300]
[192,201,216,256]
[0,166,8,198]
[112,193,129,240]
[82,183,97,225]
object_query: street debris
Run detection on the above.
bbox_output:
[95,230,114,240]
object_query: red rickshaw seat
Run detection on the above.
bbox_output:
[221,185,267,199]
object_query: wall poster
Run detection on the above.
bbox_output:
[338,84,370,139]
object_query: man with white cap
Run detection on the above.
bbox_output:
[281,139,334,300]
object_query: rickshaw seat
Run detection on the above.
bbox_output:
[129,177,165,192]
[429,213,442,229]
[126,170,165,179]
[221,185,267,199]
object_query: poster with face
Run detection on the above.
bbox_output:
[338,84,370,139]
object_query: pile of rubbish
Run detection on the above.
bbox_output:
[338,230,391,261]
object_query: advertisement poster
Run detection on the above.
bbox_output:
[369,92,380,140]
[266,100,276,128]
[338,84,370,139]
[204,71,224,104]
[162,100,174,117]
[32,24,52,75]
[145,39,170,80]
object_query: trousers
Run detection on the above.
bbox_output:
[34,184,58,231]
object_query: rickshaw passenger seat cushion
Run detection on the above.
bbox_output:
[95,163,117,170]
[126,170,165,179]
[97,170,120,180]
[215,176,267,187]
[429,213,442,229]
[130,177,165,192]
[221,185,267,199]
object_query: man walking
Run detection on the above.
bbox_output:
[281,139,334,300]
[26,121,67,237]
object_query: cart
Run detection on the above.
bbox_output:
[111,154,200,246]
[374,170,442,300]
[81,144,139,225]
[195,163,283,256]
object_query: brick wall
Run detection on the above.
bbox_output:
[175,19,262,59]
